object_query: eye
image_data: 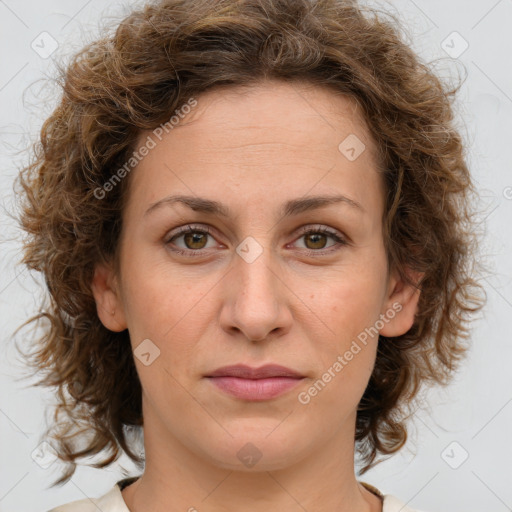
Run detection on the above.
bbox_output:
[165,225,220,255]
[164,224,348,258]
[292,226,347,254]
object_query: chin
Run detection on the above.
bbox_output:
[195,427,310,472]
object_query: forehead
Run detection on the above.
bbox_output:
[167,80,377,157]
[125,80,383,218]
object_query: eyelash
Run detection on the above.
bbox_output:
[164,224,348,257]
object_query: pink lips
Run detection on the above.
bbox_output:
[206,364,305,401]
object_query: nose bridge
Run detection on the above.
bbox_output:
[238,248,278,304]
[221,240,291,341]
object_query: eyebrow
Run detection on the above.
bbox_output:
[144,193,364,218]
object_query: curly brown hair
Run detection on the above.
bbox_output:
[14,0,485,487]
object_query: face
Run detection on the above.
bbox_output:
[92,79,420,472]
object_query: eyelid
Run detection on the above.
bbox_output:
[294,224,345,239]
[164,224,217,246]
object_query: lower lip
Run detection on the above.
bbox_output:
[207,376,304,401]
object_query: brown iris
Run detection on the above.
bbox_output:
[184,232,208,249]
[304,232,328,250]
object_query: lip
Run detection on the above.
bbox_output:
[206,364,304,379]
[205,364,305,401]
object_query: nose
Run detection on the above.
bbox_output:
[219,247,293,342]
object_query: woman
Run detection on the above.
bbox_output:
[15,0,484,511]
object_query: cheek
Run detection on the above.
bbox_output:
[302,258,387,399]
[119,255,215,355]
[305,286,381,411]
[317,264,387,345]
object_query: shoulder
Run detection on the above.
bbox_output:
[360,481,432,512]
[46,477,137,512]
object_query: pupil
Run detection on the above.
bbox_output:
[185,232,207,249]
[307,233,326,249]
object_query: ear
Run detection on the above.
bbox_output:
[91,261,127,332]
[379,266,423,337]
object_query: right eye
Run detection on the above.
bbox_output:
[165,224,222,255]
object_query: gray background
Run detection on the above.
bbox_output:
[0,0,510,511]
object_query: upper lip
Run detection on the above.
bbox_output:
[206,364,304,379]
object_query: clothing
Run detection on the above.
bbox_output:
[47,477,426,512]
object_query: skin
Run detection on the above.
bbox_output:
[92,79,421,512]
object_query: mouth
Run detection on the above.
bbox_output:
[205,364,305,401]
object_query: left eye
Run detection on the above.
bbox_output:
[293,228,346,251]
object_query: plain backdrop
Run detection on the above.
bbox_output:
[0,1,510,511]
